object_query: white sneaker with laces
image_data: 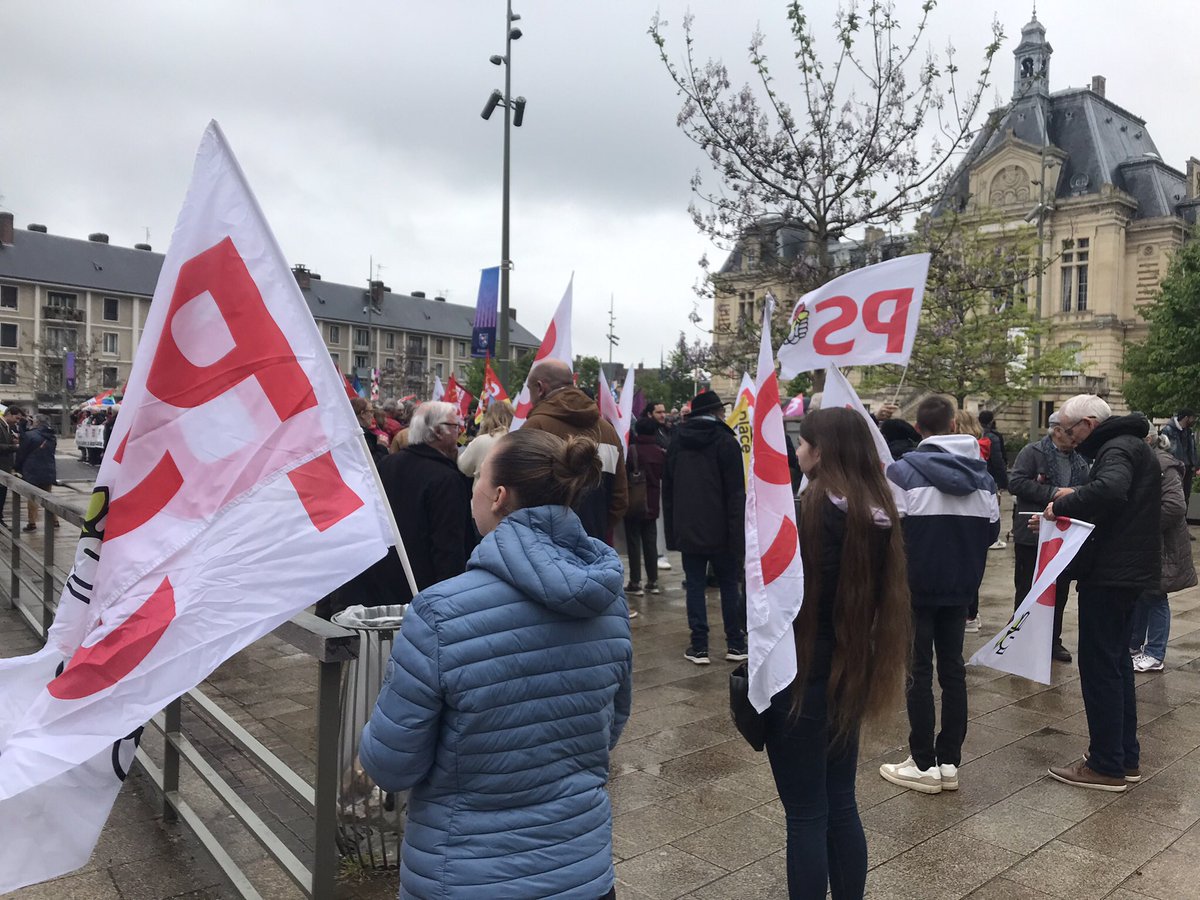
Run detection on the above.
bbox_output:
[989,540,1007,550]
[964,617,981,633]
[1133,654,1163,672]
[938,763,959,790]
[657,557,672,571]
[879,757,942,794]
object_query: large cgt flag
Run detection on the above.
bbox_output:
[444,374,474,421]
[745,298,805,713]
[510,275,574,431]
[969,516,1094,685]
[0,121,398,892]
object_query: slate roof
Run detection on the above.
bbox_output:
[940,87,1195,223]
[0,227,539,346]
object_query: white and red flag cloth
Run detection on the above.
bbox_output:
[616,367,636,450]
[745,298,805,713]
[969,516,1094,685]
[597,369,622,442]
[0,121,399,893]
[777,254,930,376]
[817,365,906,513]
[431,374,446,403]
[444,374,473,421]
[510,275,573,431]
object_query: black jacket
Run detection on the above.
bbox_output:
[982,427,1009,491]
[663,416,746,557]
[378,443,478,603]
[0,420,15,473]
[1008,435,1090,546]
[1052,414,1161,591]
[15,426,57,487]
[1162,418,1198,470]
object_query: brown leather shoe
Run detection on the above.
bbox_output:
[1083,750,1140,783]
[1049,762,1127,792]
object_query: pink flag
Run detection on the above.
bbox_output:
[598,369,622,441]
[969,517,1094,684]
[0,122,399,892]
[745,297,805,712]
[510,276,573,431]
[782,393,805,418]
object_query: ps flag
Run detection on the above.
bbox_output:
[0,121,398,892]
[969,517,1094,685]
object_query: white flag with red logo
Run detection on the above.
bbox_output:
[510,276,573,431]
[0,121,397,892]
[969,517,1094,685]
[777,254,930,376]
[746,299,805,712]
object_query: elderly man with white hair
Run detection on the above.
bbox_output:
[378,401,477,603]
[1039,394,1160,792]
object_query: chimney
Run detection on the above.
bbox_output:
[88,232,110,244]
[508,308,517,321]
[434,295,446,302]
[27,224,47,233]
[134,242,152,251]
[411,290,426,298]
[292,264,311,289]
[369,279,385,306]
[1188,158,1200,200]
[1090,75,1106,98]
[0,212,12,246]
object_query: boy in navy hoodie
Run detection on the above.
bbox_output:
[879,395,999,794]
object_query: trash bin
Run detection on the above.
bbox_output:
[330,603,408,869]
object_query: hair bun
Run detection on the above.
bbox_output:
[556,435,602,499]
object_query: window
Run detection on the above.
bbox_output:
[354,327,369,347]
[1060,238,1089,312]
[354,354,368,370]
[407,336,426,356]
[102,367,118,388]
[384,358,395,372]
[457,341,467,356]
[384,332,395,351]
[47,291,77,309]
[0,362,15,385]
[406,359,425,376]
[434,339,445,356]
[103,332,119,355]
[46,361,63,390]
[435,362,444,379]
[329,352,340,370]
[103,297,120,321]
[0,285,16,309]
[44,326,77,350]
[1060,341,1082,377]
[327,324,341,344]
[0,324,16,348]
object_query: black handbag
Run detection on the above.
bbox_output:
[626,445,648,518]
[729,662,767,751]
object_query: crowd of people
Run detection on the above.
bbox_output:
[349,373,1197,900]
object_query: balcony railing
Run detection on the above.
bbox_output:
[42,305,85,322]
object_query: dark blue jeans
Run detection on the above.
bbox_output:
[681,552,745,651]
[765,684,866,900]
[907,604,968,770]
[1130,590,1170,661]
[1078,585,1139,777]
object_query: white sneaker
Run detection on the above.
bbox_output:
[938,763,959,790]
[657,557,672,571]
[964,617,981,633]
[989,540,1007,550]
[1133,654,1163,672]
[879,756,942,794]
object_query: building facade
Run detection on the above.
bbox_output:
[0,213,539,411]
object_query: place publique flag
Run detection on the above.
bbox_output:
[0,122,397,892]
[725,372,755,485]
[970,516,1094,685]
[510,276,574,431]
[745,298,805,713]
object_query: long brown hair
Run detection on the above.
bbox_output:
[793,408,911,745]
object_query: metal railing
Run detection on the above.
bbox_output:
[0,472,361,899]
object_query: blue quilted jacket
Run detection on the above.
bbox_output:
[359,505,633,900]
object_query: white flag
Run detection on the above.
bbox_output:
[510,276,574,431]
[617,367,636,450]
[817,365,906,514]
[431,374,446,402]
[0,121,396,892]
[969,517,1094,684]
[746,299,805,712]
[777,255,930,376]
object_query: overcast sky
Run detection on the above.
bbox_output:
[2,1,1196,367]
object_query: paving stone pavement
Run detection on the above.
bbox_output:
[5,509,1200,899]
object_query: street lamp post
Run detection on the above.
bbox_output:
[481,0,527,388]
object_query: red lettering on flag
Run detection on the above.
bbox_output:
[105,452,185,542]
[761,517,799,586]
[812,296,857,355]
[146,237,317,422]
[48,577,176,700]
[862,288,913,353]
[287,452,365,532]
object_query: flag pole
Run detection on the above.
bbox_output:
[890,365,910,408]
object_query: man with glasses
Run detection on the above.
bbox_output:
[1039,395,1160,792]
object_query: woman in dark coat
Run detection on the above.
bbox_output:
[15,414,57,532]
[624,417,666,597]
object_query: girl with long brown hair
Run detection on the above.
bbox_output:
[766,407,911,900]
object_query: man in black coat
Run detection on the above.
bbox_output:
[1042,395,1161,792]
[1161,408,1198,504]
[663,390,746,665]
[379,400,478,604]
[0,408,18,527]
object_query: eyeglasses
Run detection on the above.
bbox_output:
[1061,417,1094,438]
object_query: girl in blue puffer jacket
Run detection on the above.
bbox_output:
[360,430,633,900]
